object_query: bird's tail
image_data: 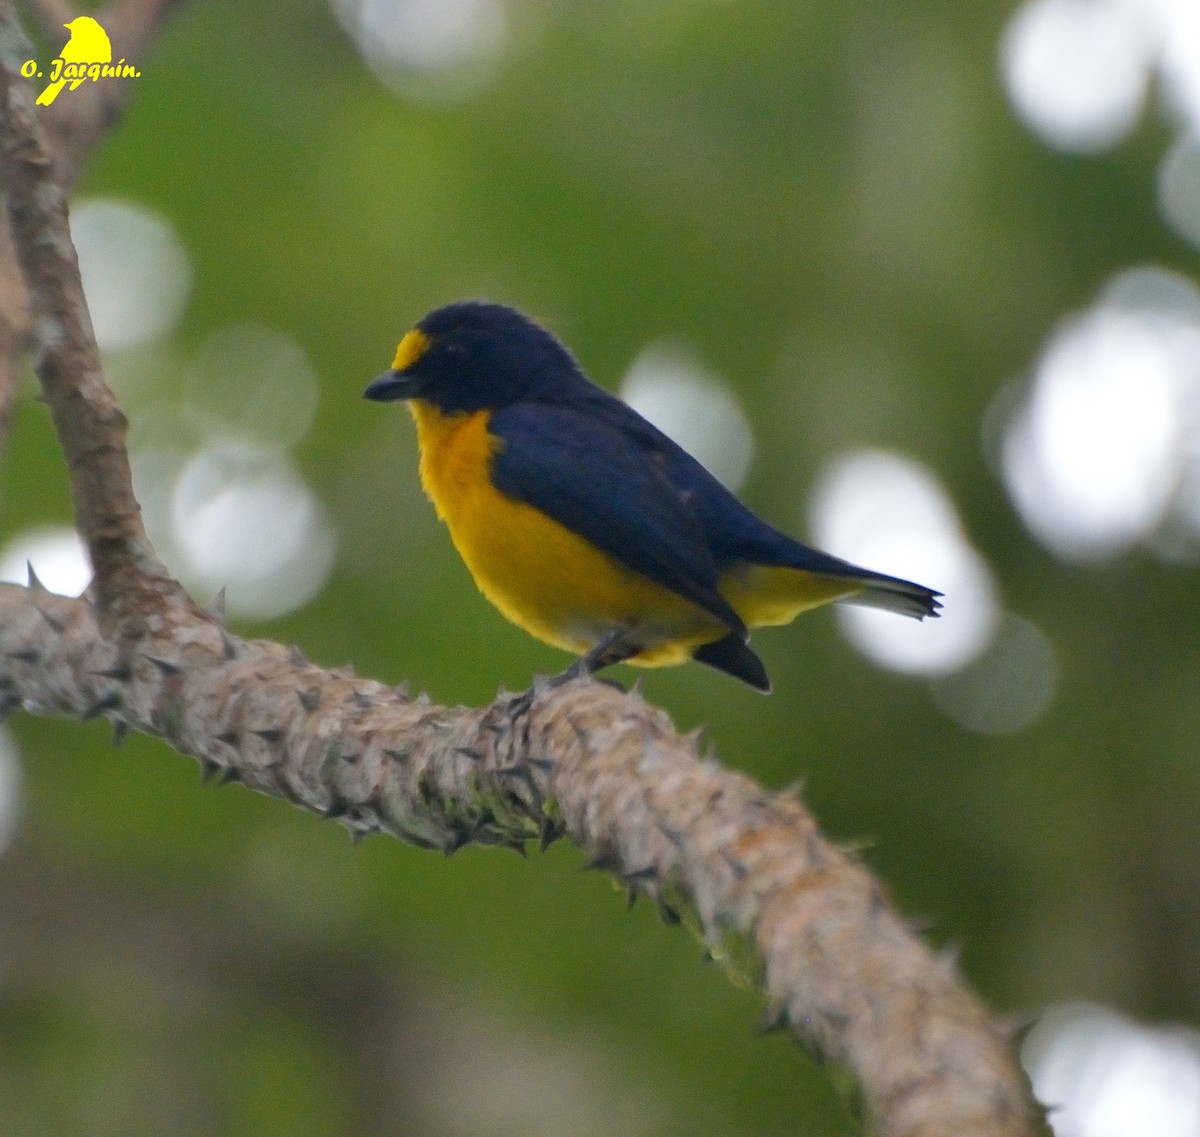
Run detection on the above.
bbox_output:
[724,532,943,624]
[838,570,943,619]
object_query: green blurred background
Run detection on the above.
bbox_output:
[1,0,1199,1133]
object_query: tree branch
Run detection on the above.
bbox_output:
[0,1,179,615]
[0,582,1045,1137]
[0,5,1050,1135]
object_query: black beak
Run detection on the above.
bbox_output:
[363,369,420,401]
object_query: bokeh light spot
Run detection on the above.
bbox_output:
[620,341,755,492]
[1158,132,1200,250]
[0,728,22,860]
[1000,277,1200,562]
[928,614,1059,734]
[72,198,191,353]
[170,437,337,620]
[1000,0,1149,153]
[1157,0,1200,132]
[332,0,507,100]
[810,450,998,675]
[183,324,320,449]
[1023,1003,1200,1137]
[0,526,90,596]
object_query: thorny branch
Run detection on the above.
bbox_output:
[0,5,1049,1136]
[0,583,1044,1137]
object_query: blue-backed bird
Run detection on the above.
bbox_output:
[364,301,941,692]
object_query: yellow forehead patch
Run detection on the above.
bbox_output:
[392,328,431,372]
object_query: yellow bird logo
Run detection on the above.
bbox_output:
[35,17,113,107]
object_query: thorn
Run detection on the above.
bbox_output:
[503,838,528,858]
[471,825,510,849]
[323,800,349,820]
[26,562,46,592]
[626,885,639,910]
[805,831,827,868]
[656,899,681,925]
[444,825,471,857]
[463,818,493,846]
[296,688,321,713]
[214,729,239,748]
[657,821,685,849]
[220,629,240,661]
[622,865,658,885]
[144,655,180,677]
[351,689,373,709]
[198,756,220,781]
[251,727,282,744]
[699,948,714,965]
[722,852,748,880]
[205,588,226,622]
[81,691,121,720]
[581,851,619,873]
[538,815,560,853]
[1001,1014,1041,1047]
[288,644,309,667]
[497,763,537,792]
[6,647,39,664]
[111,719,130,748]
[218,766,242,786]
[93,665,132,682]
[36,606,66,632]
[757,1002,789,1035]
[405,832,441,852]
[937,942,963,976]
[780,778,806,802]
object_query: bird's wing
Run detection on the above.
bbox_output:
[572,395,944,620]
[488,400,748,636]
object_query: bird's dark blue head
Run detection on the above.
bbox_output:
[363,301,589,413]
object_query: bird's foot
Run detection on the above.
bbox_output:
[506,630,636,718]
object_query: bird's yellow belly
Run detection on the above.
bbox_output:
[720,564,864,627]
[410,403,725,666]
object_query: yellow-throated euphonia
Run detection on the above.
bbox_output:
[364,302,941,692]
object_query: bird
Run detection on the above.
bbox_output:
[364,301,941,692]
[36,16,112,107]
